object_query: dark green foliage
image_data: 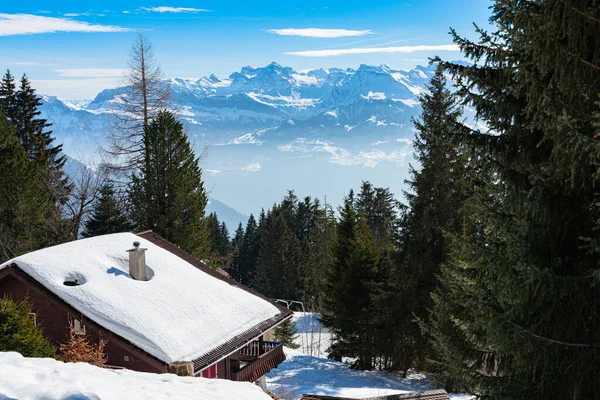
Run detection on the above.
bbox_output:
[253,207,302,299]
[322,196,382,369]
[383,69,477,372]
[13,75,70,206]
[237,214,260,285]
[0,110,52,262]
[0,72,71,253]
[228,223,245,282]
[426,1,600,398]
[0,296,57,358]
[129,110,210,258]
[273,317,300,349]
[206,213,232,269]
[83,184,130,237]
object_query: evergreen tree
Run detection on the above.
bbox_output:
[301,201,336,310]
[129,110,210,258]
[253,208,302,299]
[0,110,47,261]
[237,214,260,285]
[322,196,380,369]
[273,318,301,349]
[427,1,600,398]
[0,70,17,122]
[0,296,56,358]
[384,69,474,372]
[228,223,245,282]
[14,75,70,205]
[206,213,232,269]
[82,184,130,237]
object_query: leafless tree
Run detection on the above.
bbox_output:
[64,160,111,239]
[104,33,172,173]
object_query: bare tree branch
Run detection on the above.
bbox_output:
[102,32,172,174]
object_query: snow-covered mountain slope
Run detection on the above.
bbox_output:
[0,352,271,400]
[39,62,455,214]
[40,62,436,155]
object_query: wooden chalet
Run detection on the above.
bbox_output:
[0,231,292,383]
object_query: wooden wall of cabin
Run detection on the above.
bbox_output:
[0,273,164,374]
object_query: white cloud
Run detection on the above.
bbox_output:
[123,10,131,14]
[268,28,373,38]
[0,13,132,36]
[31,77,122,100]
[205,169,222,176]
[54,68,126,78]
[142,6,211,13]
[279,138,412,168]
[285,44,460,57]
[241,163,261,172]
[13,61,44,66]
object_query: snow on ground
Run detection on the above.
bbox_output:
[0,352,270,400]
[267,313,473,400]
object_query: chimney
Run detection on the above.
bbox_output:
[127,241,148,281]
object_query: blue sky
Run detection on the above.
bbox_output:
[1,1,493,99]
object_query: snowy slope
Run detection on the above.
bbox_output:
[39,62,437,156]
[0,233,281,364]
[267,348,473,400]
[0,352,271,400]
[266,313,473,400]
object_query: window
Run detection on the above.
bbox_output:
[28,313,37,327]
[74,319,86,335]
[124,356,129,362]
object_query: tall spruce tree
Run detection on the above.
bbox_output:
[322,195,380,369]
[129,110,210,258]
[237,214,260,285]
[252,208,302,299]
[427,1,600,398]
[0,71,17,122]
[82,184,130,237]
[384,69,474,372]
[228,223,245,282]
[0,110,47,261]
[14,75,70,205]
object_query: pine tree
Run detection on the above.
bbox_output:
[0,70,17,122]
[322,195,380,369]
[14,75,70,205]
[206,213,232,269]
[129,110,210,258]
[228,223,245,282]
[384,69,474,372]
[253,209,302,299]
[273,318,301,349]
[301,201,336,310]
[0,109,47,261]
[427,1,600,398]
[238,214,260,285]
[82,184,130,237]
[0,296,56,358]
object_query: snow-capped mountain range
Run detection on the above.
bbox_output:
[41,62,436,154]
[40,62,442,214]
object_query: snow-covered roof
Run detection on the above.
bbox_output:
[0,232,282,364]
[0,352,271,400]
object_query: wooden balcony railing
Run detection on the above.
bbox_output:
[231,340,285,382]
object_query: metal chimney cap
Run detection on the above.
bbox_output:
[133,241,140,248]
